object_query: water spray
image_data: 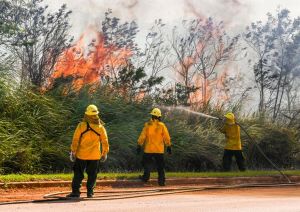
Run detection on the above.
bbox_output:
[162,106,292,183]
[162,106,221,120]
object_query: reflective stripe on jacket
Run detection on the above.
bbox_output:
[71,122,109,160]
[138,119,171,153]
[219,123,242,150]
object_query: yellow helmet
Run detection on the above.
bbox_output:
[85,104,99,116]
[150,108,162,117]
[224,112,235,121]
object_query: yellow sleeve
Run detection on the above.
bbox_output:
[138,124,147,146]
[162,124,171,146]
[71,123,83,154]
[236,125,241,140]
[100,126,109,155]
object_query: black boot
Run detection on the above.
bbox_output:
[87,191,94,198]
[139,175,148,183]
[66,192,80,198]
[158,181,165,186]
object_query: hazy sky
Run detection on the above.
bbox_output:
[45,0,300,39]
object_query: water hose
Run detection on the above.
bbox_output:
[237,123,292,183]
[0,183,298,205]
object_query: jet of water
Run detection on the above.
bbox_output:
[162,106,221,120]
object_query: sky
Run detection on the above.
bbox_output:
[45,0,300,40]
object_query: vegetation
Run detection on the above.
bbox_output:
[0,79,298,174]
[0,0,299,175]
[2,170,300,183]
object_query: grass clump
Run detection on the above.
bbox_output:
[1,170,300,183]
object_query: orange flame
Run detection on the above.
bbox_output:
[51,27,132,91]
[186,69,231,107]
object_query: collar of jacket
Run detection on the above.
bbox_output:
[148,119,160,125]
[83,114,100,125]
[225,120,235,125]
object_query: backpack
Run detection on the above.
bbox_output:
[80,122,101,140]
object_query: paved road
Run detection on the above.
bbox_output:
[1,186,300,212]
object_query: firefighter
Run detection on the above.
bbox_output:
[67,104,109,198]
[137,108,172,186]
[219,112,246,172]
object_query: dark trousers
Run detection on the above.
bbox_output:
[142,153,165,184]
[222,149,246,171]
[72,158,99,194]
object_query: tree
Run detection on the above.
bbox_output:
[191,18,239,106]
[101,9,139,85]
[244,17,276,115]
[0,0,72,87]
[112,62,146,101]
[268,9,300,120]
[138,19,169,95]
[170,19,200,106]
[101,11,165,99]
[244,8,300,121]
[170,18,239,106]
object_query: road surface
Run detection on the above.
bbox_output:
[1,186,300,212]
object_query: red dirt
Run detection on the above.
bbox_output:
[1,184,300,203]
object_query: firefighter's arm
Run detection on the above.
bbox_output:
[162,124,171,146]
[100,126,109,155]
[71,123,83,154]
[137,124,147,146]
[236,125,241,140]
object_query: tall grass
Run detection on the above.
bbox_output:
[0,78,299,174]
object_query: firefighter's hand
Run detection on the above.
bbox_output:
[100,154,107,163]
[69,152,76,162]
[137,145,142,155]
[167,146,172,155]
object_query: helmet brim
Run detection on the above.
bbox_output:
[150,112,161,117]
[85,111,99,116]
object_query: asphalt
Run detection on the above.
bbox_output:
[1,175,299,189]
[1,186,300,212]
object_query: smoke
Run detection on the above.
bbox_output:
[183,0,250,30]
[121,0,139,9]
[222,0,242,6]
[184,0,206,20]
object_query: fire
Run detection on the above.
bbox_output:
[188,70,230,107]
[51,27,132,91]
[175,60,231,107]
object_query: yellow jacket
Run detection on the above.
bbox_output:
[138,119,171,153]
[71,122,109,160]
[219,122,242,150]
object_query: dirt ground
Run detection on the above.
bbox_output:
[1,185,300,202]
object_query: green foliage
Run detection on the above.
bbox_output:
[0,79,73,173]
[243,123,299,169]
[0,77,299,174]
[2,170,300,183]
[163,112,224,171]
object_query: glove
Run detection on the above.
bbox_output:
[69,152,76,162]
[137,145,142,155]
[100,154,107,163]
[167,146,172,154]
